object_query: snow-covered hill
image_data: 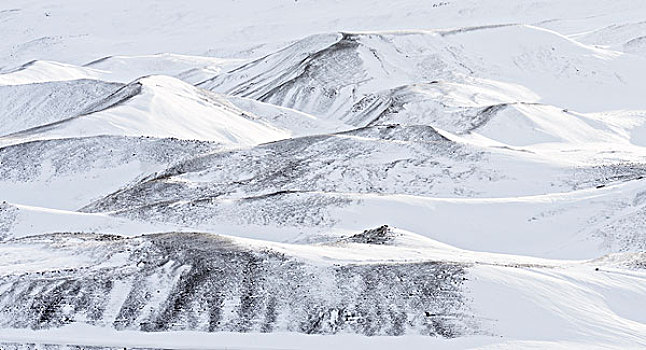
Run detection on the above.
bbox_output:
[0,227,644,349]
[200,26,646,115]
[0,79,122,136]
[2,1,646,349]
[0,75,345,149]
[0,136,221,210]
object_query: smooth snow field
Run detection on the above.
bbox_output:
[1,1,646,349]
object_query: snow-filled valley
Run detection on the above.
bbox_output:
[1,1,646,349]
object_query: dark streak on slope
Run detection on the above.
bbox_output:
[1,82,142,139]
[0,232,479,337]
[80,124,465,214]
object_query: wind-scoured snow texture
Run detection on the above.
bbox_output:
[84,123,576,215]
[0,136,221,210]
[0,202,19,241]
[3,1,646,348]
[0,76,291,146]
[200,26,646,117]
[0,79,122,136]
[90,179,646,258]
[81,124,492,212]
[0,232,477,337]
[81,124,646,239]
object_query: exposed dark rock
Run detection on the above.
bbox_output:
[343,225,401,245]
[0,232,478,337]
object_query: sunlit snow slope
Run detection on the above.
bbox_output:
[2,1,646,349]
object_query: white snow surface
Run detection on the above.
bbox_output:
[1,0,646,349]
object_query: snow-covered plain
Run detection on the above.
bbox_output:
[1,0,646,349]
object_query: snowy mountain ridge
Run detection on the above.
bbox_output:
[1,1,646,349]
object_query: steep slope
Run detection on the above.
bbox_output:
[335,80,533,132]
[0,79,123,137]
[336,82,646,151]
[0,136,221,210]
[84,122,646,214]
[0,76,294,147]
[3,1,646,348]
[200,25,646,119]
[199,31,469,120]
[82,124,585,215]
[76,123,646,258]
[0,76,349,211]
[0,230,477,337]
[87,176,646,259]
[0,227,644,349]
